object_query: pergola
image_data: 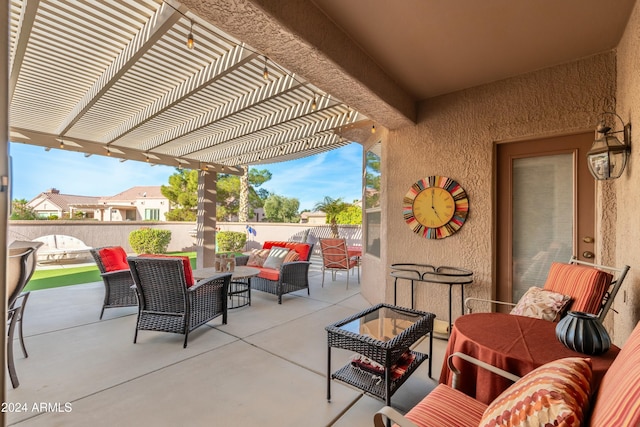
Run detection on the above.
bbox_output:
[8,0,370,171]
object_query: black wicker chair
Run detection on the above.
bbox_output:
[90,247,138,319]
[127,256,231,348]
[251,243,314,304]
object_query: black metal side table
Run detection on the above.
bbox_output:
[326,303,434,406]
[390,264,473,336]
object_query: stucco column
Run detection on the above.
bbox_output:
[1,0,9,416]
[196,170,217,269]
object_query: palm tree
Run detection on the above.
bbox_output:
[314,196,347,238]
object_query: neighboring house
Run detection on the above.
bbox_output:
[101,186,169,222]
[28,186,170,221]
[300,211,327,225]
[28,189,100,219]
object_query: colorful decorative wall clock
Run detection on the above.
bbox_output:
[402,176,469,239]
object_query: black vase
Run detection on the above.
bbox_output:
[555,311,611,355]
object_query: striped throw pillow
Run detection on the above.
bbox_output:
[479,357,592,427]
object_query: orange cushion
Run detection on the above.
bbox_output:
[139,254,194,287]
[98,247,128,272]
[479,357,592,427]
[257,267,280,281]
[543,263,612,315]
[263,241,311,261]
[403,384,486,427]
[590,322,640,426]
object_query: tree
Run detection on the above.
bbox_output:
[335,204,362,225]
[216,168,272,221]
[314,196,348,238]
[264,194,300,223]
[162,168,272,222]
[10,199,37,220]
[161,169,198,221]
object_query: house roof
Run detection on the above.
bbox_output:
[30,191,101,212]
[103,186,165,202]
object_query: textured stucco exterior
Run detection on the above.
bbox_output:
[361,53,617,326]
[613,0,640,343]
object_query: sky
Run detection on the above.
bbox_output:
[9,142,363,212]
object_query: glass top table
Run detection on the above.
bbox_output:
[326,304,434,406]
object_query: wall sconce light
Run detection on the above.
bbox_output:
[587,112,631,180]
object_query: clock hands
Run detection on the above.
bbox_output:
[431,189,443,220]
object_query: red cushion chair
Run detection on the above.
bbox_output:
[250,241,314,304]
[90,247,138,319]
[139,254,195,287]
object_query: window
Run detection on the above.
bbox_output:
[144,209,160,221]
[364,142,381,257]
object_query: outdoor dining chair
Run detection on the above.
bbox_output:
[466,256,630,322]
[127,255,231,348]
[319,238,359,289]
[7,240,42,388]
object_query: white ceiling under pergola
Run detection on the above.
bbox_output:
[8,0,369,175]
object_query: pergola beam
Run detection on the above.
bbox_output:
[55,1,185,136]
[105,46,257,144]
[8,128,244,176]
[8,0,40,104]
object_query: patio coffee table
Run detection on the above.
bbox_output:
[193,266,259,309]
[326,303,434,406]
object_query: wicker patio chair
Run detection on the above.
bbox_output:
[251,243,314,304]
[127,256,231,348]
[319,238,359,289]
[90,247,138,319]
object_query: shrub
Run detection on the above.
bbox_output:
[129,228,172,254]
[216,231,246,253]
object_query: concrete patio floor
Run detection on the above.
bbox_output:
[6,257,447,426]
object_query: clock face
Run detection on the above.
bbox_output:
[403,176,469,239]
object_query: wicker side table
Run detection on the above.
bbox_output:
[326,304,434,406]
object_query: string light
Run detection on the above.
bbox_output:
[347,108,352,120]
[311,95,317,110]
[200,162,208,171]
[187,20,194,49]
[371,124,376,134]
[263,56,269,80]
[106,146,111,156]
[145,154,150,162]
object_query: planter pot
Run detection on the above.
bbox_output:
[555,311,611,355]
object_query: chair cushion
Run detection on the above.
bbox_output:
[262,246,290,269]
[543,263,613,315]
[590,321,640,426]
[139,254,194,287]
[403,384,486,427]
[510,287,572,321]
[479,357,592,427]
[263,241,311,261]
[98,247,129,272]
[247,249,270,267]
[257,267,280,281]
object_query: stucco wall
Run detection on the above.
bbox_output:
[613,0,640,344]
[366,53,617,327]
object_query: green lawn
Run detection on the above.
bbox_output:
[25,252,197,292]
